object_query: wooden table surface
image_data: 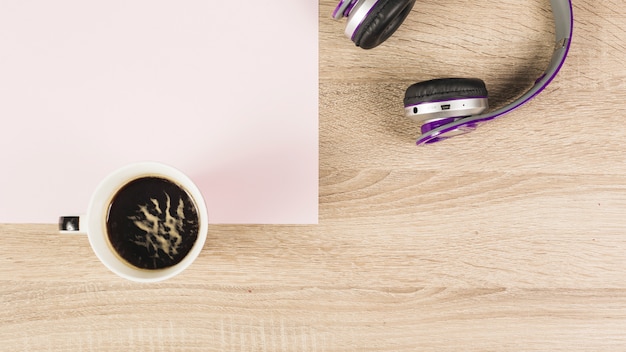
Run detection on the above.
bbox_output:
[3,0,626,350]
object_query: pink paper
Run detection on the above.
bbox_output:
[0,1,318,224]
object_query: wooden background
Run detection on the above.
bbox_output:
[3,0,626,350]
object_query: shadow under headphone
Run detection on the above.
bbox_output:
[332,0,573,145]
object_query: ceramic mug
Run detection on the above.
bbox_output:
[59,162,208,282]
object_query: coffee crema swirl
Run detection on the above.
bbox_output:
[106,177,200,270]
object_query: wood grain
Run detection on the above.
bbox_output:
[3,0,626,350]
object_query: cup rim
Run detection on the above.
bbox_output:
[86,161,208,283]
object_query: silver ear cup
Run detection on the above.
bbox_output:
[404,97,489,124]
[404,97,488,136]
[332,0,381,42]
[403,78,489,137]
[342,0,379,40]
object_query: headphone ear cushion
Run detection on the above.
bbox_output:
[352,0,416,49]
[404,78,488,106]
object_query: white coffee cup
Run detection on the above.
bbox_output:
[59,162,208,282]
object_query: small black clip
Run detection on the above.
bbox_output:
[59,216,80,231]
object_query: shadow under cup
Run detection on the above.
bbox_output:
[60,163,208,282]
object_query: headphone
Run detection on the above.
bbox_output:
[332,0,573,145]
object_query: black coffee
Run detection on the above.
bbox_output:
[106,177,200,270]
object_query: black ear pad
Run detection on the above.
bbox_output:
[404,78,488,106]
[352,0,416,49]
